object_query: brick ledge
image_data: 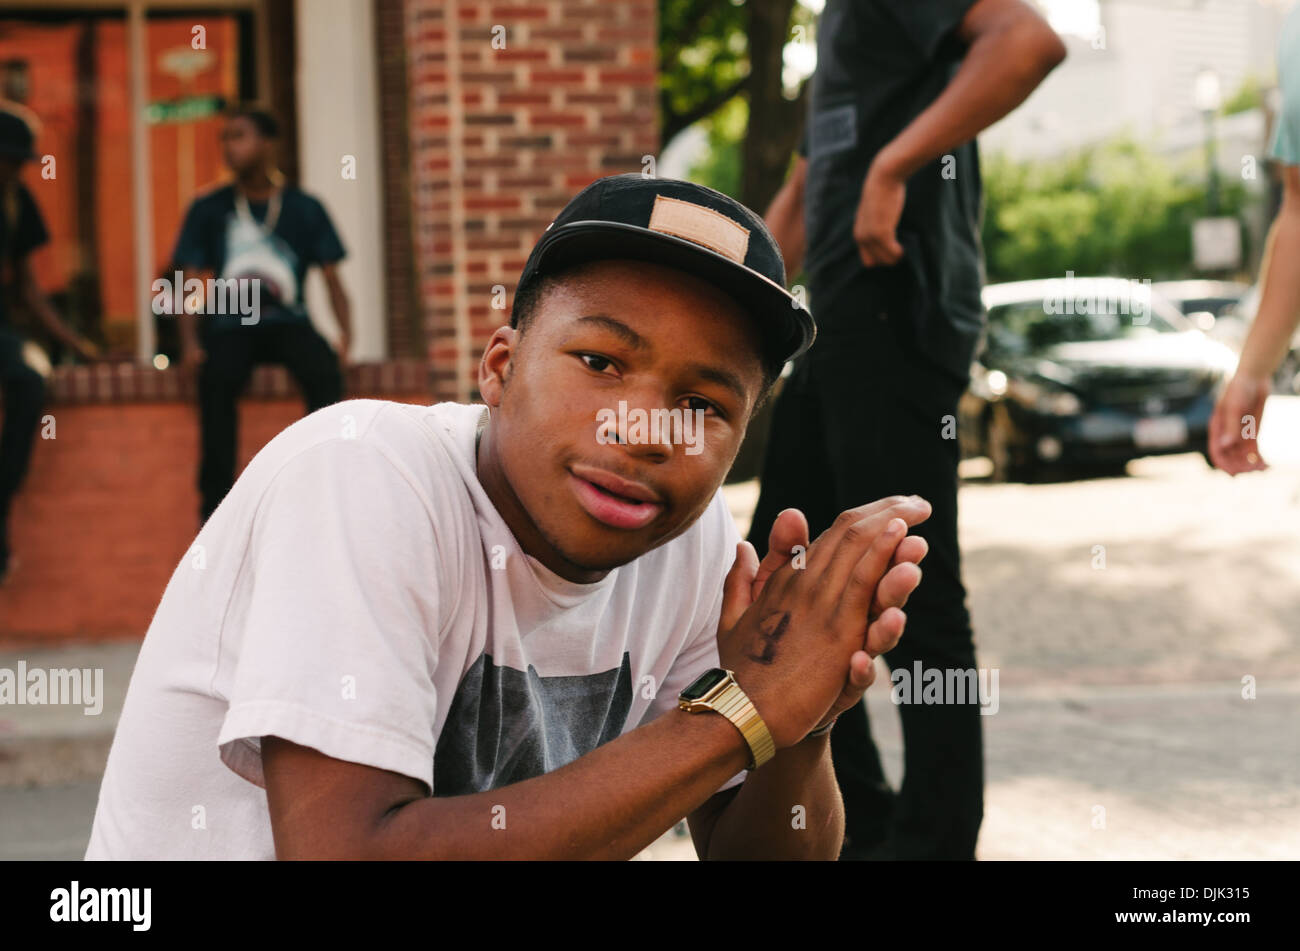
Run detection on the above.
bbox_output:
[43,358,432,405]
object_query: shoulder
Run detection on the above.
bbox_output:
[12,180,43,217]
[277,399,482,508]
[261,398,437,473]
[237,400,418,495]
[284,186,328,216]
[237,400,473,550]
[184,182,234,217]
[7,182,48,246]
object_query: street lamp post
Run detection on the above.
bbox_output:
[1194,67,1222,215]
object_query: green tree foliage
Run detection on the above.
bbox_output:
[1220,75,1264,116]
[687,95,746,198]
[659,0,750,147]
[660,0,813,209]
[981,139,1253,283]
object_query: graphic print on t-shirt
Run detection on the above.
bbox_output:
[221,212,299,311]
[432,651,633,796]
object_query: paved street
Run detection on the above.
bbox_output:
[5,398,1300,860]
[642,396,1300,860]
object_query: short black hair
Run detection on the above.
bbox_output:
[510,269,785,409]
[225,105,280,140]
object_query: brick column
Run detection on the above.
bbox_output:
[404,0,658,401]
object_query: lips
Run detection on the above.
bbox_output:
[568,464,664,530]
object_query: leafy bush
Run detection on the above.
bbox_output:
[981,138,1254,283]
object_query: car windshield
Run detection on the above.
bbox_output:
[986,295,1182,355]
[1173,296,1238,317]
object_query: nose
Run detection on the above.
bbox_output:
[596,396,677,464]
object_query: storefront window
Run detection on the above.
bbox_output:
[0,5,257,363]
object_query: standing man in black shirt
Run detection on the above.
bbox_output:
[750,0,1065,859]
[0,107,100,584]
[171,106,351,524]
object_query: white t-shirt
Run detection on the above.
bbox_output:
[85,399,746,860]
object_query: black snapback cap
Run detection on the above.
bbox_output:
[514,173,815,367]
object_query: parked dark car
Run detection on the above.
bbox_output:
[960,278,1239,481]
[1153,280,1249,326]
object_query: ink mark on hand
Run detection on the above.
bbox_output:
[748,611,790,664]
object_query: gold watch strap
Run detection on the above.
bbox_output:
[709,681,776,770]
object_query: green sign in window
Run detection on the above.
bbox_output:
[144,95,224,125]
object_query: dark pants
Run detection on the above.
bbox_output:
[747,275,984,860]
[0,327,46,572]
[198,320,343,523]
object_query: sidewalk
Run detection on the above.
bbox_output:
[4,432,1300,859]
[0,641,138,788]
[5,637,1296,860]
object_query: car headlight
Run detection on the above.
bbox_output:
[1039,390,1083,415]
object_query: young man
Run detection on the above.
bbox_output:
[751,0,1065,859]
[1210,2,1300,474]
[0,107,99,584]
[87,174,931,860]
[170,106,352,524]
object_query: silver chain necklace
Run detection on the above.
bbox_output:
[234,185,282,236]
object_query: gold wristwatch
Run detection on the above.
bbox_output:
[677,668,776,770]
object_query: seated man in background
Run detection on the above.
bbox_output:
[169,105,351,525]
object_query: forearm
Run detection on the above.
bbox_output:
[875,16,1064,181]
[328,708,750,860]
[1237,208,1300,378]
[705,732,843,860]
[764,162,807,279]
[18,266,78,348]
[28,294,78,347]
[330,290,351,339]
[324,273,352,342]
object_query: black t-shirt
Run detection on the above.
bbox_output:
[0,180,50,330]
[800,0,984,382]
[170,183,345,334]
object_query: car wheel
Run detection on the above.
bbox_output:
[1078,459,1128,479]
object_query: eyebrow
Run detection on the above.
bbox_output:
[572,314,649,350]
[684,362,750,407]
[570,313,754,407]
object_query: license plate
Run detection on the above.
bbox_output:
[1133,416,1187,448]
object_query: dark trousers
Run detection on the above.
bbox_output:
[198,320,343,523]
[0,327,46,569]
[747,276,984,860]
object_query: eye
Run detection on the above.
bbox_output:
[577,353,618,374]
[682,395,723,418]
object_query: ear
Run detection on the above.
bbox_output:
[478,325,518,410]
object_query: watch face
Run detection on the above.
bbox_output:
[681,667,729,701]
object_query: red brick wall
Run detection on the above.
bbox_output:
[404,0,659,400]
[1,0,661,644]
[0,362,430,646]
